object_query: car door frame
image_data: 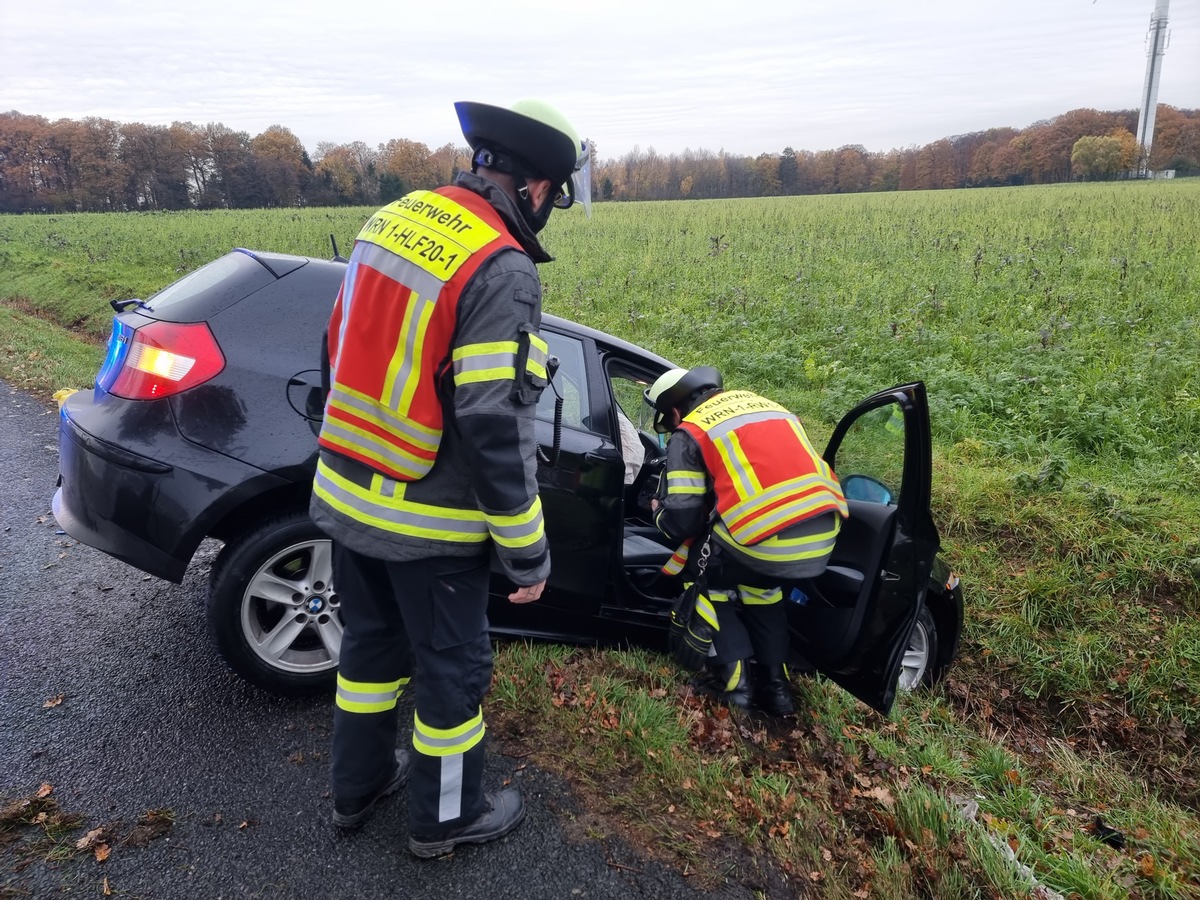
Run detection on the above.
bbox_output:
[787,381,940,715]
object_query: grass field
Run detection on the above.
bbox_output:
[2,180,1198,898]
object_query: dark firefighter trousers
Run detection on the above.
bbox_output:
[703,548,792,668]
[331,543,492,839]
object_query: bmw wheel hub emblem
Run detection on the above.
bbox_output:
[305,596,325,614]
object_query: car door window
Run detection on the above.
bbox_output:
[537,331,590,430]
[830,403,906,506]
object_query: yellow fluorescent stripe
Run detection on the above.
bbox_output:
[380,287,419,408]
[454,366,516,385]
[415,709,484,741]
[396,296,436,416]
[487,499,541,527]
[720,529,837,561]
[322,462,486,522]
[453,341,519,359]
[336,697,398,714]
[337,675,404,693]
[315,482,489,542]
[320,433,429,480]
[324,417,435,464]
[714,436,754,500]
[727,431,761,494]
[328,385,441,438]
[732,500,842,544]
[527,360,547,380]
[490,525,545,549]
[327,399,441,451]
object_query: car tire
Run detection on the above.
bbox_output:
[897,603,939,692]
[206,509,340,696]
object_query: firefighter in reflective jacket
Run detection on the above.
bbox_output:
[646,366,848,715]
[311,99,591,857]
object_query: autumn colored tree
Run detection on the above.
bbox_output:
[248,125,311,207]
[202,123,253,209]
[2,105,1197,212]
[119,122,190,210]
[1149,105,1200,174]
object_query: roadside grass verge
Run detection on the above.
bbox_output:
[0,305,104,397]
[488,644,1200,898]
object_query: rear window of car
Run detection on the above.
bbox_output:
[144,252,277,318]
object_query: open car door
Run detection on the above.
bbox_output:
[786,382,940,715]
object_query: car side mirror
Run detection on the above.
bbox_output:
[841,473,894,505]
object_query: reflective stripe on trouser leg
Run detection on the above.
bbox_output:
[706,588,754,665]
[330,544,414,799]
[392,555,493,836]
[413,708,486,823]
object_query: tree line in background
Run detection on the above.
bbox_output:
[1,105,1197,213]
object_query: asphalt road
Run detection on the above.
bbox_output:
[0,383,754,900]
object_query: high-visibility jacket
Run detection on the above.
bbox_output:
[311,177,551,584]
[656,390,847,579]
[679,390,847,545]
[319,186,527,481]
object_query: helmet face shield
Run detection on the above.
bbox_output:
[552,142,593,217]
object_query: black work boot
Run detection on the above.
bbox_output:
[751,663,795,717]
[692,660,752,710]
[408,788,526,858]
[333,749,411,828]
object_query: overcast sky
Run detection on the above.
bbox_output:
[2,0,1196,160]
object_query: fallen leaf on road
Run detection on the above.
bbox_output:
[43,694,65,708]
[103,877,111,896]
[36,783,53,798]
[76,828,105,850]
[94,843,111,862]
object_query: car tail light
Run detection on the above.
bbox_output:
[98,320,225,400]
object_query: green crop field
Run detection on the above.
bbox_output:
[2,180,1198,898]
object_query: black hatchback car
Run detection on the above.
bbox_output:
[53,248,963,714]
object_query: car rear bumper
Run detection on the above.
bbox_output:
[54,390,290,583]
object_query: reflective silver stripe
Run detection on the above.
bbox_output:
[487,499,545,550]
[527,335,548,380]
[439,754,464,822]
[452,345,518,385]
[320,417,433,481]
[413,713,486,756]
[739,585,782,605]
[354,240,447,299]
[383,288,437,412]
[666,471,707,494]
[715,520,839,561]
[314,459,488,541]
[335,674,409,713]
[327,387,441,451]
[724,474,845,542]
[713,431,757,497]
[729,495,836,545]
[701,406,792,441]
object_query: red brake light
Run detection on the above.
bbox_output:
[105,321,225,400]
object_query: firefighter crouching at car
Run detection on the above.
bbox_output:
[310,99,591,858]
[647,367,848,716]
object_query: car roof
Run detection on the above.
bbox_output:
[543,312,677,370]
